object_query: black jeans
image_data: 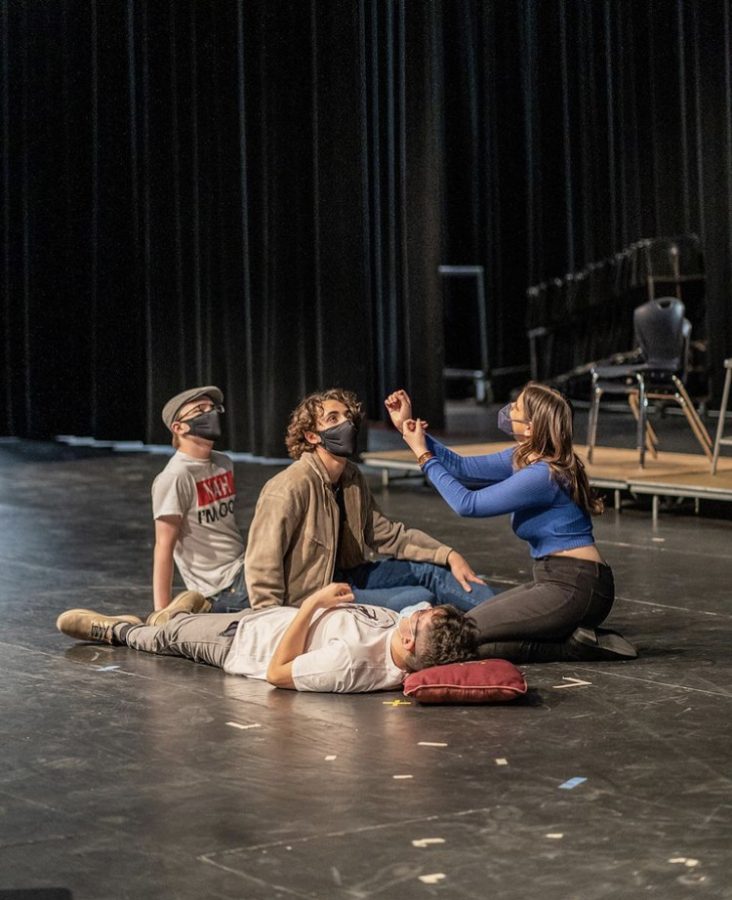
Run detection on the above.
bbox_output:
[467,556,615,646]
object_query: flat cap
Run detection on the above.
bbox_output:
[161,385,224,431]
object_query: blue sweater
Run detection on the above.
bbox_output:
[422,437,594,558]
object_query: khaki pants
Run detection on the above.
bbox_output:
[122,610,254,669]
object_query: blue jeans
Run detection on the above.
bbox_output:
[209,566,250,614]
[338,559,496,613]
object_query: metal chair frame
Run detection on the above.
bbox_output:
[711,358,732,474]
[586,298,712,467]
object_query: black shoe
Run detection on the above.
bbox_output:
[567,627,638,661]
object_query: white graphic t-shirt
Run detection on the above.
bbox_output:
[223,605,405,693]
[151,450,244,596]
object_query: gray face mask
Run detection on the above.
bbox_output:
[497,403,515,436]
[318,419,358,457]
[498,402,530,438]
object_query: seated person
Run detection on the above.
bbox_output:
[151,385,248,619]
[55,585,478,693]
[245,388,496,613]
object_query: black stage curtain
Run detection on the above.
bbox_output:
[2,1,732,454]
[441,0,732,393]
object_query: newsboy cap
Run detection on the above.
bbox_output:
[161,385,224,431]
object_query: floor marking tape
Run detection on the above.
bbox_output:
[568,667,732,699]
[418,873,446,884]
[553,677,592,689]
[412,838,445,848]
[559,777,587,790]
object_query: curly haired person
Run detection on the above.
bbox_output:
[244,388,496,613]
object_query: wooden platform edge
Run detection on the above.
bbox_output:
[361,443,732,505]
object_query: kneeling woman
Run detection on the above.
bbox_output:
[387,384,636,662]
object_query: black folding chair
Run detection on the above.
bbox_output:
[586,297,712,467]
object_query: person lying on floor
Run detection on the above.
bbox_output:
[55,584,478,693]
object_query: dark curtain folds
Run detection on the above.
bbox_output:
[2,0,732,454]
[441,0,732,395]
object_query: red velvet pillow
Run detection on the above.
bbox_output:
[403,659,528,704]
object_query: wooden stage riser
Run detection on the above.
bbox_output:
[362,443,732,520]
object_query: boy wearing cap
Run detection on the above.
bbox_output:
[152,386,247,614]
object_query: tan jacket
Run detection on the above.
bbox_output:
[244,452,452,609]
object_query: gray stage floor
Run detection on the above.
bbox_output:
[1,430,731,899]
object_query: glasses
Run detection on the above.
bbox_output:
[177,402,224,422]
[404,609,425,646]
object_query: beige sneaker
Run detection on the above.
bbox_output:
[145,590,211,626]
[56,609,143,644]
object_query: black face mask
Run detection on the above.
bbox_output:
[184,409,223,440]
[318,419,358,458]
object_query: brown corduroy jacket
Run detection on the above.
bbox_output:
[244,451,452,609]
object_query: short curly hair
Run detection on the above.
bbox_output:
[285,388,363,460]
[407,605,479,672]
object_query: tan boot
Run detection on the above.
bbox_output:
[56,609,143,644]
[145,590,211,626]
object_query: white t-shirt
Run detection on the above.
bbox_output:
[222,605,405,693]
[151,450,244,596]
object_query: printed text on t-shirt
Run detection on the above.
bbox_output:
[196,472,236,524]
[196,472,235,507]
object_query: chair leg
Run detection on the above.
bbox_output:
[677,396,713,460]
[628,391,659,457]
[672,376,713,460]
[712,366,732,474]
[587,380,602,464]
[674,378,713,451]
[636,375,647,467]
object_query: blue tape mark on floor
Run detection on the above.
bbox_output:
[559,777,587,790]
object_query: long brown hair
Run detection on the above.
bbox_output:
[513,382,603,515]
